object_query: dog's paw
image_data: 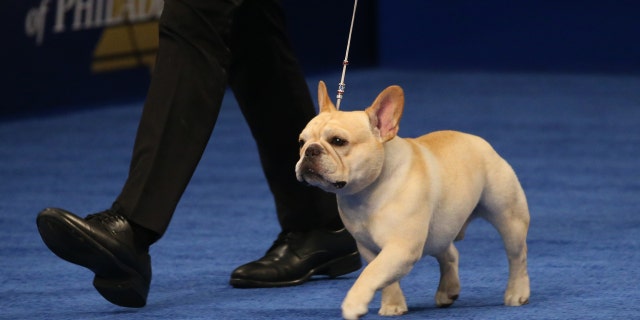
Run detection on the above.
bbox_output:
[378,303,408,316]
[342,301,368,320]
[504,291,529,306]
[341,305,367,320]
[379,283,408,316]
[504,276,530,306]
[435,291,459,308]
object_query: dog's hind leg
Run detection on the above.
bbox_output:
[481,178,531,306]
[434,243,461,307]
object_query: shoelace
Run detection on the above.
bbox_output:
[267,231,304,252]
[85,209,125,224]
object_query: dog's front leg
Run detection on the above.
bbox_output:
[342,242,420,319]
[379,281,408,316]
[356,245,408,317]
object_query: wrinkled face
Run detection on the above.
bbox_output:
[295,110,385,196]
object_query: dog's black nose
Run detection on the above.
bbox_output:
[304,144,323,157]
[332,181,347,189]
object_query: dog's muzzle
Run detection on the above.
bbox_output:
[300,144,347,189]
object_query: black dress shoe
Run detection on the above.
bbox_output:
[229,228,362,288]
[36,207,151,307]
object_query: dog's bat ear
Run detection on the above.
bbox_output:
[318,81,337,113]
[366,85,404,142]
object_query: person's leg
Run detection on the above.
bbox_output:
[37,0,240,307]
[118,0,237,237]
[227,0,361,288]
[229,0,344,233]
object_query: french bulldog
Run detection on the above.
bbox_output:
[295,81,530,319]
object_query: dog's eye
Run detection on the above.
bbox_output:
[330,137,347,146]
[298,139,305,149]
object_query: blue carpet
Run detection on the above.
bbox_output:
[1,69,639,319]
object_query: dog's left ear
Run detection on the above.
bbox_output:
[365,85,404,142]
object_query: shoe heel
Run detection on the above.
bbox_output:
[320,251,362,278]
[93,274,149,308]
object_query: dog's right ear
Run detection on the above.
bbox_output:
[318,81,337,113]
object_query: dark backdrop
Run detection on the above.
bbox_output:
[3,0,638,117]
[1,0,378,117]
[377,0,640,73]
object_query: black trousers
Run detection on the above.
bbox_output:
[115,0,343,237]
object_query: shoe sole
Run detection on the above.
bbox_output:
[229,251,362,288]
[36,210,149,307]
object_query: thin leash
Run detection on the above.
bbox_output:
[335,0,358,110]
